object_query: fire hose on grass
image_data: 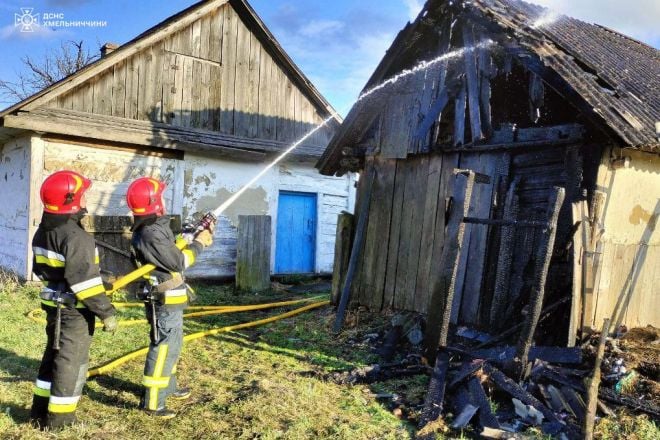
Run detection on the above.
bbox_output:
[28,297,330,377]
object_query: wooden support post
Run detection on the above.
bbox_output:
[584,318,610,440]
[333,167,376,333]
[424,170,476,359]
[568,200,588,346]
[582,190,605,331]
[331,212,354,305]
[417,170,475,433]
[489,178,519,328]
[236,215,272,292]
[515,187,565,380]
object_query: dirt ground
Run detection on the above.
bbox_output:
[617,326,660,407]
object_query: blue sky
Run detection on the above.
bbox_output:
[0,0,658,114]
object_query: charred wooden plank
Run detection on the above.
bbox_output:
[453,79,467,146]
[448,360,485,390]
[483,363,560,424]
[468,376,500,429]
[424,170,476,359]
[538,384,564,413]
[598,387,660,418]
[478,37,493,136]
[418,350,451,428]
[489,179,519,328]
[462,25,483,143]
[331,213,354,305]
[451,403,479,429]
[333,167,376,333]
[515,187,566,380]
[546,384,575,415]
[531,363,587,393]
[562,385,586,423]
[471,346,582,365]
[463,217,546,227]
[414,88,450,141]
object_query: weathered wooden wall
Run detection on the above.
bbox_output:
[350,144,580,329]
[44,2,332,148]
[236,215,271,291]
[0,135,32,277]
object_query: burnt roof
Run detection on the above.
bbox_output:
[472,0,659,150]
[317,0,659,174]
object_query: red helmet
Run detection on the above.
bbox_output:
[126,177,167,216]
[40,170,92,214]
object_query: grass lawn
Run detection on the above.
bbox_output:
[1,272,658,440]
[0,274,413,440]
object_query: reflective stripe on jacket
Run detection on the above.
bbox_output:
[131,215,203,308]
[31,213,115,320]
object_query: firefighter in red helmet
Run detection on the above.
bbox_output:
[126,177,213,419]
[30,170,117,429]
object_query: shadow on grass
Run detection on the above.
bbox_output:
[0,344,143,425]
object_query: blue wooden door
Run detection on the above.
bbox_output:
[275,191,317,273]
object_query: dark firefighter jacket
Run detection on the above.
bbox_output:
[131,215,202,310]
[32,213,115,319]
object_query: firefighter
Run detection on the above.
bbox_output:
[30,170,118,429]
[126,177,213,419]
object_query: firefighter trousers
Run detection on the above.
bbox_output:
[30,306,95,429]
[141,304,184,410]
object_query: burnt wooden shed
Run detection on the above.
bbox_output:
[318,0,660,345]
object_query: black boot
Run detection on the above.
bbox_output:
[29,394,48,429]
[47,412,77,430]
[170,387,191,400]
[143,408,176,419]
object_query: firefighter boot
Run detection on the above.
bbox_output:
[170,387,191,401]
[143,408,176,419]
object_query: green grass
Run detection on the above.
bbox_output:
[0,274,413,439]
[594,411,659,440]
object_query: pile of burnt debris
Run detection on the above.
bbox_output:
[319,313,660,439]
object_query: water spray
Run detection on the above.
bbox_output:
[212,116,336,218]
[109,42,494,292]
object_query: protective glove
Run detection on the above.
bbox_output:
[102,315,118,335]
[194,229,213,248]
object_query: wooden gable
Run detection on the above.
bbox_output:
[26,1,333,149]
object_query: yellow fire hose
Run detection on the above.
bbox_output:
[27,296,327,328]
[86,300,329,378]
[106,240,188,294]
[29,243,333,378]
[27,296,330,378]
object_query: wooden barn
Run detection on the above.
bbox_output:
[318,0,659,346]
[0,0,357,282]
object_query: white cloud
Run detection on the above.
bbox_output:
[0,22,63,40]
[532,0,660,46]
[299,19,344,37]
[402,0,424,21]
